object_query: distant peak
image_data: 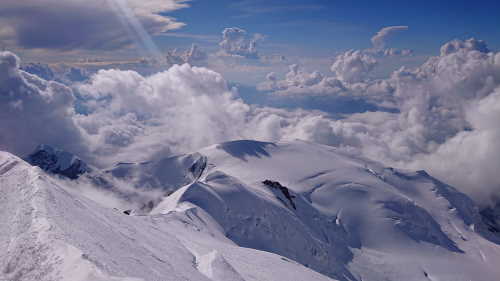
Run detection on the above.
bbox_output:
[26,144,89,179]
[34,144,56,154]
[216,140,276,161]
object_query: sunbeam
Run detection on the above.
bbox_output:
[107,0,163,59]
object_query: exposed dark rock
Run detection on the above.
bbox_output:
[189,155,207,180]
[26,144,89,179]
[263,180,297,210]
[480,204,500,234]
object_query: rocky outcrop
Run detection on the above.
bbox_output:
[26,144,89,179]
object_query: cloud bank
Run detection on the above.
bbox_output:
[0,50,336,168]
[255,37,500,205]
[0,51,88,157]
[1,36,500,206]
[0,0,189,51]
[256,26,413,103]
[74,64,340,165]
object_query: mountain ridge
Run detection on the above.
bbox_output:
[0,149,335,281]
[3,139,500,281]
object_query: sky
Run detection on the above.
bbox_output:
[1,0,500,207]
[2,0,499,61]
[165,0,500,55]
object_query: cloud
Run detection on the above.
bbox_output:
[256,59,397,112]
[257,64,347,97]
[166,44,208,66]
[331,50,378,83]
[0,0,189,52]
[20,63,56,81]
[360,48,414,58]
[254,37,500,205]
[371,26,409,49]
[21,63,90,84]
[2,37,500,207]
[440,38,490,56]
[408,89,500,204]
[0,51,88,157]
[63,66,91,83]
[4,50,329,167]
[314,39,500,205]
[256,26,413,102]
[218,27,262,59]
[72,62,337,166]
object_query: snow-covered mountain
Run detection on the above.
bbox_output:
[105,152,207,192]
[0,149,334,281]
[26,144,90,179]
[2,140,500,281]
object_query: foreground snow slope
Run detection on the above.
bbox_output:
[152,140,500,281]
[0,151,334,281]
[5,139,500,281]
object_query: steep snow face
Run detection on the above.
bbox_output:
[0,151,333,281]
[106,152,207,191]
[26,144,90,179]
[153,140,500,281]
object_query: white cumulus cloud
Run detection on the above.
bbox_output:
[331,50,378,83]
[0,51,88,157]
[218,27,262,59]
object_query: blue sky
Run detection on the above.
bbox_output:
[163,0,500,56]
[3,0,498,62]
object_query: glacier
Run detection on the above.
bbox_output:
[1,140,500,281]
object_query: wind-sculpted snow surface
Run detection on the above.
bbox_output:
[0,151,335,281]
[2,140,500,281]
[106,152,207,191]
[153,140,500,281]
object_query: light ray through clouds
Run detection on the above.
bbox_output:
[107,0,163,58]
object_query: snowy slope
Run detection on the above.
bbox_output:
[152,140,500,281]
[3,139,500,281]
[0,151,335,281]
[105,152,207,192]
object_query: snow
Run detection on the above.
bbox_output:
[105,152,207,191]
[154,140,500,280]
[0,151,334,281]
[2,139,500,281]
[197,250,246,281]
